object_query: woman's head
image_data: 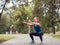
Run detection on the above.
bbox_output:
[34,17,39,22]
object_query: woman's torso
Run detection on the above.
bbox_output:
[34,24,43,33]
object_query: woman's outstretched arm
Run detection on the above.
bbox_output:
[33,23,41,26]
[23,21,34,26]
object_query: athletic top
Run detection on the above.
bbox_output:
[34,25,43,33]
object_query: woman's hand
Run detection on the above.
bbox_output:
[23,21,34,26]
[27,22,34,26]
[34,23,41,26]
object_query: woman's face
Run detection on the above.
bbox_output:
[34,17,39,22]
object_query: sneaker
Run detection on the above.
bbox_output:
[30,41,35,44]
[40,41,43,44]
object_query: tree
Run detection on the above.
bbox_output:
[32,0,60,34]
[0,0,10,21]
[0,14,10,33]
[0,0,33,33]
[11,5,33,33]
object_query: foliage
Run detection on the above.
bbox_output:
[0,35,15,40]
[32,0,60,33]
[0,0,60,34]
[11,6,33,33]
[0,14,10,34]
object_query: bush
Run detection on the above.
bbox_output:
[0,14,10,34]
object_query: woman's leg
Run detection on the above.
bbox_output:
[29,33,34,41]
[29,32,43,43]
[39,33,43,42]
[29,32,38,43]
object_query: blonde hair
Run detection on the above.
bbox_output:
[34,17,39,22]
[34,17,39,20]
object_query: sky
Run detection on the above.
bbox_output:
[0,0,60,17]
[6,0,32,8]
[0,0,32,13]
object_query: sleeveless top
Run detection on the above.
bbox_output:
[34,25,43,33]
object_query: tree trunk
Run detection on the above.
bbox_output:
[51,19,56,34]
[52,24,55,34]
[50,0,56,34]
[0,0,7,21]
[0,13,2,21]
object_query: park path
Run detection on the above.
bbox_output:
[0,34,60,45]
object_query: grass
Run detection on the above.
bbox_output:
[53,35,60,39]
[0,34,16,40]
[48,34,60,39]
[0,34,16,43]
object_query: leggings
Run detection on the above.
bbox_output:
[29,32,43,42]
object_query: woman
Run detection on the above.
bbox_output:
[24,17,44,43]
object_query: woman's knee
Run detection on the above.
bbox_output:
[29,33,32,35]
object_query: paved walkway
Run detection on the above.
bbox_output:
[0,34,60,45]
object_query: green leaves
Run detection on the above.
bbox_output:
[0,14,10,33]
[32,0,60,33]
[11,6,33,33]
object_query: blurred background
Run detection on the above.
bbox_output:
[0,0,60,34]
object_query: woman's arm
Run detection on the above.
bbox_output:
[34,23,41,26]
[27,22,34,26]
[23,22,34,26]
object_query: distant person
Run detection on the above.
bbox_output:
[24,17,44,44]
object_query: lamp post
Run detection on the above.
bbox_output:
[26,17,31,33]
[10,24,13,34]
[28,19,31,33]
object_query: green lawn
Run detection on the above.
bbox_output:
[48,34,60,39]
[0,34,16,40]
[51,35,60,39]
